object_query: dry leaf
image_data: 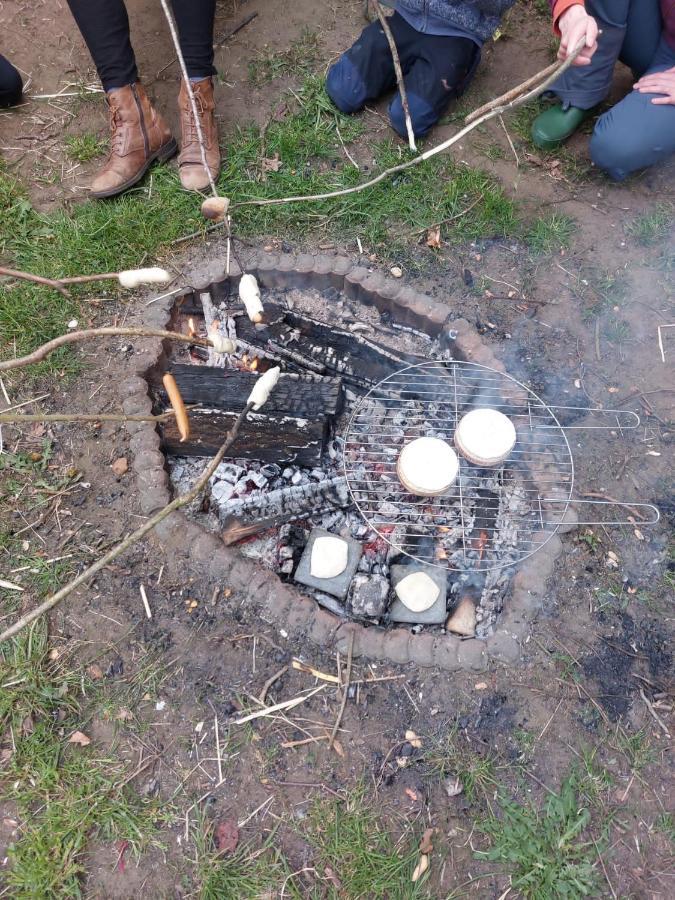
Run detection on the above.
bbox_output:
[68,730,91,746]
[111,457,128,477]
[474,681,488,690]
[405,729,422,749]
[324,867,343,891]
[405,788,418,802]
[116,708,133,721]
[261,153,282,175]
[21,715,34,736]
[48,648,60,661]
[419,827,434,855]
[332,739,345,758]
[444,775,463,798]
[215,819,239,854]
[425,225,442,249]
[87,664,104,680]
[412,853,429,882]
[396,756,409,768]
[390,266,403,278]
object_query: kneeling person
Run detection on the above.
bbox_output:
[326,1,515,140]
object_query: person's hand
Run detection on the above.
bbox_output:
[634,67,675,105]
[558,6,599,66]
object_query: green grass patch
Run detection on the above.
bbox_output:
[65,133,107,163]
[307,786,425,897]
[526,212,575,255]
[423,725,498,802]
[248,28,321,86]
[0,622,166,896]
[625,202,673,246]
[477,773,602,899]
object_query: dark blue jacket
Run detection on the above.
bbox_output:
[392,0,516,42]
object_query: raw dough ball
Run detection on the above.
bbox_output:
[397,437,459,496]
[310,535,349,579]
[395,571,440,612]
[454,408,516,467]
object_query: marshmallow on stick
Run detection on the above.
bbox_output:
[239,273,264,323]
[247,366,281,410]
[117,267,171,288]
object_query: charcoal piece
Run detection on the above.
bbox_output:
[349,573,390,618]
[295,528,362,599]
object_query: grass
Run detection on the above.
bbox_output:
[0,622,166,896]
[307,786,426,898]
[248,28,321,86]
[477,772,602,899]
[526,212,575,255]
[423,725,498,802]
[65,133,107,163]
[625,202,673,246]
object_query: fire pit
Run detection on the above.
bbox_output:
[121,251,659,671]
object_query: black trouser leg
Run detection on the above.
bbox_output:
[66,0,137,91]
[66,0,216,91]
[0,54,23,107]
[171,0,217,79]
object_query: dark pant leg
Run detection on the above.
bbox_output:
[590,38,675,180]
[325,15,401,113]
[550,0,631,109]
[66,0,137,91]
[0,54,23,107]
[171,0,216,79]
[389,34,478,138]
[619,0,662,76]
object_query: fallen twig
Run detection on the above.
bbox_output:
[372,0,416,152]
[0,402,254,643]
[292,658,340,684]
[259,665,288,703]
[329,631,354,750]
[639,686,671,739]
[0,410,185,426]
[231,40,585,212]
[232,685,326,725]
[281,734,330,749]
[0,327,210,373]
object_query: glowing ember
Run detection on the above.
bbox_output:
[187,317,196,337]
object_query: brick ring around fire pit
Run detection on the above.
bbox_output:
[121,252,576,671]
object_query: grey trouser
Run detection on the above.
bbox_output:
[551,0,675,180]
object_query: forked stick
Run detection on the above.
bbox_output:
[372,0,416,152]
[0,402,254,643]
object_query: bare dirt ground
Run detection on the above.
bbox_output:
[1,1,673,898]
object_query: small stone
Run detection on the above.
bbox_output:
[444,775,463,797]
[446,597,476,636]
[291,471,303,485]
[282,467,294,480]
[349,574,389,618]
[390,266,403,278]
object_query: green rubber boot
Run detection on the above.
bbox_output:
[531,104,590,151]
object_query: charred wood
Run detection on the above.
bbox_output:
[218,476,350,525]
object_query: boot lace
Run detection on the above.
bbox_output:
[108,99,125,154]
[184,93,206,145]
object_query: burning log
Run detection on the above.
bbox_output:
[165,364,343,420]
[218,476,350,526]
[161,409,327,466]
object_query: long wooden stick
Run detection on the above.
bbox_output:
[0,411,181,425]
[232,40,585,212]
[372,0,416,152]
[0,402,254,644]
[464,58,562,124]
[0,266,71,298]
[0,327,210,373]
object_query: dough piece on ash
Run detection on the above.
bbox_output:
[395,570,440,612]
[455,408,516,467]
[397,436,459,496]
[310,535,349,579]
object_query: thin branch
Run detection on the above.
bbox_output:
[329,630,354,750]
[372,0,416,151]
[0,410,182,425]
[0,327,210,373]
[0,266,71,298]
[0,403,254,643]
[231,40,585,212]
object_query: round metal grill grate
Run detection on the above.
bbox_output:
[343,361,574,572]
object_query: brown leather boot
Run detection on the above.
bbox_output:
[177,78,221,192]
[91,83,177,199]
